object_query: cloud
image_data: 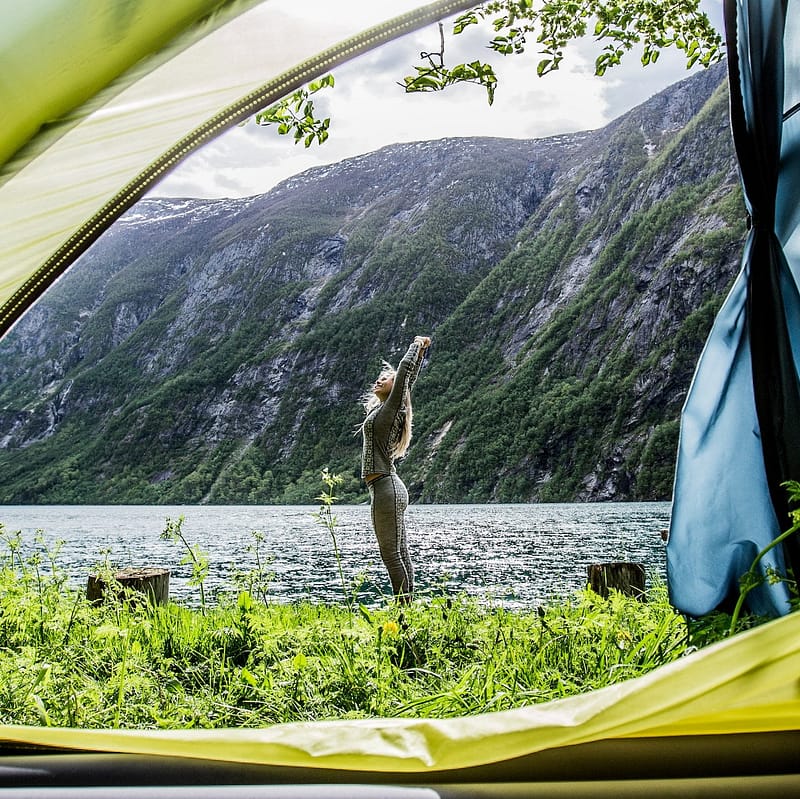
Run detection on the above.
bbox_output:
[150,0,725,199]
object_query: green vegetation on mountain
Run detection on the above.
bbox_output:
[0,65,745,505]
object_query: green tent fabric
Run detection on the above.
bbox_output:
[1,0,798,788]
[1,0,240,168]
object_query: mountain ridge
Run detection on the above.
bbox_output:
[0,62,744,505]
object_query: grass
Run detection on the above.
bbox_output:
[0,518,738,731]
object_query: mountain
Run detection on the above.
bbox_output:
[0,62,745,505]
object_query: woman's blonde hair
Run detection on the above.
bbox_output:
[360,361,414,459]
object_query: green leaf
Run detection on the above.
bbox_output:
[237,590,252,611]
[407,75,442,91]
[453,10,479,35]
[31,694,52,726]
[240,667,258,687]
[93,623,125,640]
[292,651,308,670]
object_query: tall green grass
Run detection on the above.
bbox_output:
[0,517,721,730]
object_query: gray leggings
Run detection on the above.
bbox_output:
[368,473,414,602]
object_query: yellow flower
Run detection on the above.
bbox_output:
[382,620,400,636]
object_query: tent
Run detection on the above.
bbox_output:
[1,0,798,793]
[667,0,800,620]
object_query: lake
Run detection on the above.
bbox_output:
[0,503,670,609]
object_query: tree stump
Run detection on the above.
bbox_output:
[87,567,170,606]
[587,562,646,600]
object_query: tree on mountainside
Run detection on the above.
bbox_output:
[256,0,723,144]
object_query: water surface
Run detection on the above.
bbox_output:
[1,503,670,608]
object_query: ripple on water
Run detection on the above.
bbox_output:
[1,503,670,609]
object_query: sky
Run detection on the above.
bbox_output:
[149,0,725,200]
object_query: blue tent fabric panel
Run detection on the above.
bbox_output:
[667,266,791,617]
[668,0,800,617]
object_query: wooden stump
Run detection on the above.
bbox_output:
[87,567,170,606]
[587,562,646,600]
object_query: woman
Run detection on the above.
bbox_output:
[361,335,430,603]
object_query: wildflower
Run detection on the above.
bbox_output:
[382,620,400,636]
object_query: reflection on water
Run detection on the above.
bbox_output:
[1,503,670,609]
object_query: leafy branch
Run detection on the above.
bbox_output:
[402,0,724,104]
[253,75,335,147]
[160,516,209,613]
[399,22,499,104]
[314,468,350,611]
[253,3,723,139]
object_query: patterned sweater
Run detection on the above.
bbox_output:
[361,341,425,479]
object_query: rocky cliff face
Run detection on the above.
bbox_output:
[0,62,744,504]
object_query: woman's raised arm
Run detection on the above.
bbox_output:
[384,336,430,411]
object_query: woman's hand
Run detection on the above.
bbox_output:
[414,336,431,350]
